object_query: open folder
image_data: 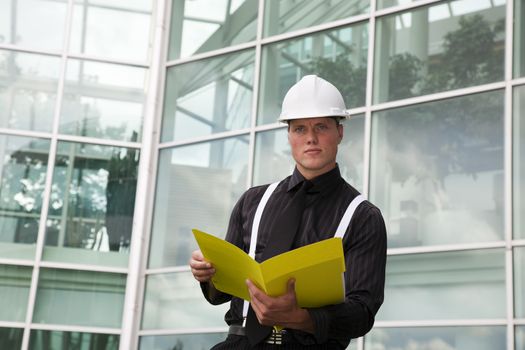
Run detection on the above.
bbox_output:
[192,229,346,308]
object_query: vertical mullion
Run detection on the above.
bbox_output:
[118,0,170,349]
[20,0,75,348]
[505,0,515,348]
[246,0,266,189]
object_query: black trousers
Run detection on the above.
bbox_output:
[210,335,344,350]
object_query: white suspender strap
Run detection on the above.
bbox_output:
[243,181,280,322]
[334,194,365,239]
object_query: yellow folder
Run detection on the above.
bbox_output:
[192,229,346,308]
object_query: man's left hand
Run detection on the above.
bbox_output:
[246,278,314,333]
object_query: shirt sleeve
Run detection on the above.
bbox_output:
[301,204,387,345]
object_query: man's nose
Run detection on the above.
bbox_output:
[306,129,318,144]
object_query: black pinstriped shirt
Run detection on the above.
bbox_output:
[202,165,387,348]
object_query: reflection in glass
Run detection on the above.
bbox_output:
[0,327,23,350]
[374,0,505,103]
[140,333,226,350]
[162,50,254,142]
[60,59,146,142]
[365,326,506,350]
[149,136,248,268]
[253,115,364,191]
[142,271,228,329]
[515,85,525,239]
[168,0,257,60]
[370,91,504,248]
[0,0,67,51]
[0,265,31,322]
[44,142,140,267]
[378,249,505,321]
[33,268,126,328]
[0,50,60,132]
[0,135,50,260]
[516,247,525,318]
[518,326,525,350]
[258,23,368,125]
[70,1,152,62]
[29,330,119,350]
[253,127,292,186]
[263,0,368,37]
[515,0,525,77]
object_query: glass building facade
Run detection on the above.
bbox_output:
[0,0,523,349]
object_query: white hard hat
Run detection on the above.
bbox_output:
[278,75,349,123]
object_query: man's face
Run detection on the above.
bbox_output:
[287,117,343,179]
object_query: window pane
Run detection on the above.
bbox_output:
[515,0,525,77]
[33,268,126,328]
[518,326,525,350]
[168,0,257,60]
[60,59,146,142]
[162,50,254,142]
[516,247,525,318]
[253,127,292,186]
[142,271,228,330]
[0,135,50,260]
[258,23,367,125]
[140,333,226,350]
[0,0,67,51]
[0,327,23,350]
[378,249,505,321]
[515,85,525,240]
[263,0,369,37]
[0,50,60,132]
[365,326,506,350]
[43,142,140,268]
[70,1,152,62]
[0,265,31,322]
[29,330,119,350]
[149,136,248,268]
[253,115,364,191]
[374,0,506,103]
[370,91,504,248]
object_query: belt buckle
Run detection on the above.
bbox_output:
[264,328,285,345]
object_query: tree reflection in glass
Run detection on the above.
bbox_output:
[43,142,139,267]
[0,136,50,260]
[370,90,504,248]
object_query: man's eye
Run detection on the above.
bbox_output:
[294,127,305,133]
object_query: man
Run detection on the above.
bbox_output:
[190,75,386,349]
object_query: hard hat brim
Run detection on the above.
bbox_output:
[278,112,351,123]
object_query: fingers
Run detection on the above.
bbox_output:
[189,250,215,282]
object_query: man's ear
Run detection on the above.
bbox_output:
[337,124,344,143]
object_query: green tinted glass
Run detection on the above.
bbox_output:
[162,50,255,142]
[374,0,506,103]
[258,23,368,125]
[168,0,257,60]
[263,0,368,37]
[141,271,228,329]
[370,90,504,248]
[33,268,126,328]
[366,326,506,349]
[0,265,31,322]
[515,85,525,239]
[0,327,23,350]
[60,59,146,142]
[29,330,119,350]
[43,142,140,267]
[379,249,505,321]
[149,136,248,268]
[0,135,50,260]
[515,0,525,77]
[0,50,60,132]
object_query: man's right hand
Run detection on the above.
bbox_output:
[189,250,215,282]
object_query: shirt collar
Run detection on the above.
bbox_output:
[287,164,343,194]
